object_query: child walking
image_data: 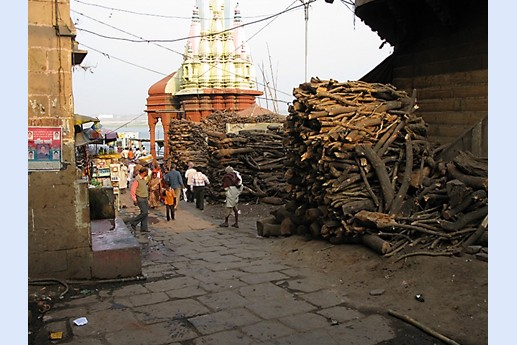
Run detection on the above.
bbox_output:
[162,183,176,221]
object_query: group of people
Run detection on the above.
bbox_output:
[127,161,241,232]
[126,164,175,232]
[121,146,148,165]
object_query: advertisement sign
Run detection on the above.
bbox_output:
[28,126,62,171]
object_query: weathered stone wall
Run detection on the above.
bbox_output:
[357,1,487,155]
[391,12,488,148]
[28,0,93,279]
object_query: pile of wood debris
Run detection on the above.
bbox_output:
[257,78,488,258]
[166,110,288,203]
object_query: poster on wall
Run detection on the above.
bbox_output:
[28,126,62,171]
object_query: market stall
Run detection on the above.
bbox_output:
[74,114,126,210]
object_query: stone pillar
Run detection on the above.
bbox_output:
[161,113,171,161]
[148,114,158,164]
[28,0,94,279]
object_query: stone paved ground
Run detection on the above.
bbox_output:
[32,193,442,345]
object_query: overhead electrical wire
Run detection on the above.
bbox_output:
[72,0,272,20]
[73,0,317,44]
[72,9,294,100]
[75,43,167,76]
[71,1,310,101]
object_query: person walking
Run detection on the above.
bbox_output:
[147,171,162,209]
[163,163,184,210]
[184,161,196,203]
[162,183,176,221]
[219,166,243,228]
[192,169,210,211]
[128,147,135,161]
[121,147,129,165]
[134,147,142,160]
[128,166,150,232]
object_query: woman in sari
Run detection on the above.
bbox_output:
[147,171,162,208]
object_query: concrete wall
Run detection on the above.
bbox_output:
[28,0,93,279]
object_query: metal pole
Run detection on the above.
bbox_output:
[303,1,309,82]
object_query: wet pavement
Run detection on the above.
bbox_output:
[31,192,441,345]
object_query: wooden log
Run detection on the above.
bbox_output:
[362,233,391,254]
[355,144,394,210]
[256,216,277,237]
[214,147,255,158]
[260,196,285,205]
[320,222,332,238]
[327,105,358,116]
[296,224,309,236]
[354,210,449,237]
[462,215,488,248]
[439,206,488,232]
[270,205,292,223]
[389,135,413,215]
[354,210,397,228]
[356,158,380,208]
[442,190,487,220]
[205,130,226,139]
[445,179,472,209]
[294,204,308,220]
[341,198,376,215]
[318,205,330,218]
[446,162,488,191]
[477,230,488,246]
[305,207,323,221]
[388,309,461,345]
[261,222,282,237]
[410,163,430,188]
[376,119,407,157]
[284,200,299,212]
[373,120,399,152]
[309,221,323,238]
[316,90,357,106]
[280,217,295,236]
[452,151,488,177]
[423,193,449,207]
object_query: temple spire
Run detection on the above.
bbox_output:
[176,0,257,92]
[187,6,201,56]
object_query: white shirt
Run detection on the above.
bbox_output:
[185,168,196,185]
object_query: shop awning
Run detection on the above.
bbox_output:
[83,127,118,143]
[74,114,100,126]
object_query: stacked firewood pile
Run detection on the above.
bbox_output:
[257,78,488,257]
[166,111,288,203]
[166,119,209,171]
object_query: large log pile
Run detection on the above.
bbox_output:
[166,119,209,171]
[166,111,288,203]
[259,78,488,256]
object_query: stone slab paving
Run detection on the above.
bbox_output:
[38,195,439,344]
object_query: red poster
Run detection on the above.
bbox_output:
[28,126,62,170]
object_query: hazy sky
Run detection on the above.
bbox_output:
[70,0,393,118]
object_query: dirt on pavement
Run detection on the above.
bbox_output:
[204,200,488,345]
